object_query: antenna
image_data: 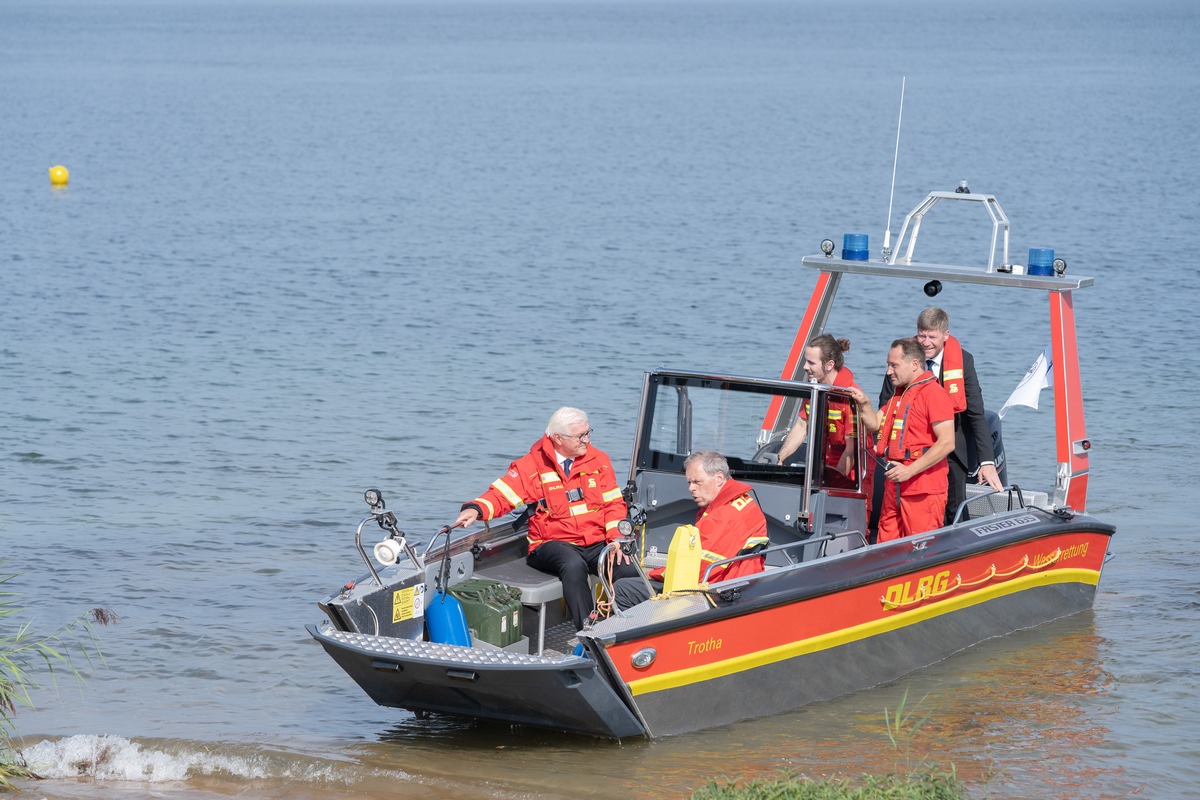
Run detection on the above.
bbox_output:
[882,77,906,261]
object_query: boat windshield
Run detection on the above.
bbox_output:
[636,373,818,484]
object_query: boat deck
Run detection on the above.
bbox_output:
[540,621,579,656]
[317,626,577,666]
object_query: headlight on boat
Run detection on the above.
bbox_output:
[631,648,657,669]
[373,539,402,566]
[820,238,835,257]
[617,519,634,537]
[364,488,384,511]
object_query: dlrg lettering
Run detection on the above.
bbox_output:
[884,569,952,607]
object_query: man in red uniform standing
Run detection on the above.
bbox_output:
[879,307,1003,525]
[613,450,769,610]
[454,407,639,631]
[852,338,956,542]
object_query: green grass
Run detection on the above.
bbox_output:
[689,769,966,800]
[688,689,968,800]
[884,688,931,774]
[0,566,115,790]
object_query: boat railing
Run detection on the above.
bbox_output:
[597,532,827,617]
[354,516,386,586]
[700,530,868,585]
[549,488,1036,616]
[598,528,870,616]
[951,484,1030,525]
[598,539,655,616]
[359,514,433,587]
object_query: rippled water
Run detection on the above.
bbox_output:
[3,0,1199,797]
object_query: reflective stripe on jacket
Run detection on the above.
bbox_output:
[941,335,968,414]
[465,436,627,554]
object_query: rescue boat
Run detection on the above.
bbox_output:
[309,188,1114,738]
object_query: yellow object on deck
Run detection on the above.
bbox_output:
[661,524,702,594]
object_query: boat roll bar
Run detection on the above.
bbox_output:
[887,190,1012,272]
[765,189,1094,513]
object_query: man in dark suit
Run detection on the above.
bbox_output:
[879,308,1003,526]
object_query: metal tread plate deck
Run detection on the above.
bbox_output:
[314,626,581,667]
[541,620,580,655]
[309,623,646,738]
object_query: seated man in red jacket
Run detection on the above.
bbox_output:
[613,450,769,610]
[454,406,640,631]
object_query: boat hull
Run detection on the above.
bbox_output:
[311,515,1112,738]
[622,577,1098,737]
[607,521,1110,736]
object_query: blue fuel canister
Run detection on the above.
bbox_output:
[426,589,471,646]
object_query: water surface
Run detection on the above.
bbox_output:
[2,0,1198,797]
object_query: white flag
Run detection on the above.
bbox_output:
[998,345,1053,420]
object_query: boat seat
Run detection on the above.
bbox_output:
[474,560,563,656]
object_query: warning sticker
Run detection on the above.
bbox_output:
[392,583,426,623]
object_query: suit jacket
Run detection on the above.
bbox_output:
[878,347,995,472]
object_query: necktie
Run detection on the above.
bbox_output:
[563,458,573,477]
[926,359,935,373]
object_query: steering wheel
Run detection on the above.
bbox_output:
[755,441,809,467]
[751,440,782,464]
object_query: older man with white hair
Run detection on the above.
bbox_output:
[455,406,638,631]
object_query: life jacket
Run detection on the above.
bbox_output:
[465,436,626,554]
[877,373,942,464]
[940,335,968,413]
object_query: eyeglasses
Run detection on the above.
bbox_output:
[558,428,593,442]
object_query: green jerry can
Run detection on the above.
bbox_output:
[448,578,523,648]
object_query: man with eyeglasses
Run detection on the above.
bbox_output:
[454,406,639,631]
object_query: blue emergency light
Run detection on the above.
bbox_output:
[842,233,869,261]
[1028,247,1055,276]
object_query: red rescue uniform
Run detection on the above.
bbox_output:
[649,477,769,584]
[799,367,860,478]
[875,372,955,542]
[465,435,626,554]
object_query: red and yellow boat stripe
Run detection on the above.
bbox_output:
[608,530,1108,696]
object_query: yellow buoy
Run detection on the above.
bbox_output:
[49,165,70,186]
